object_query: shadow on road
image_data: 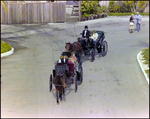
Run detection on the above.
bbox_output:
[51,83,74,103]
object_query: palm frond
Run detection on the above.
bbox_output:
[1,1,8,13]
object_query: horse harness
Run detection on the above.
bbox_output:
[54,73,66,87]
[69,42,81,52]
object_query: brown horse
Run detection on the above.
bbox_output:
[54,73,67,104]
[65,42,82,53]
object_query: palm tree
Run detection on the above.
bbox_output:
[1,1,23,13]
[1,1,8,13]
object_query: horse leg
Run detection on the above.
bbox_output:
[63,87,66,95]
[56,89,59,104]
[59,89,62,102]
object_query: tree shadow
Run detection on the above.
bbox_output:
[130,40,149,48]
[1,32,14,35]
[2,36,27,41]
[80,50,102,63]
[2,38,28,51]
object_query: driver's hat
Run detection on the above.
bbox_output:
[85,25,88,29]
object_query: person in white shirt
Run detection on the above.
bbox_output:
[135,12,142,32]
[92,30,98,47]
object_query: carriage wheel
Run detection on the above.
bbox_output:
[49,74,53,92]
[75,75,78,93]
[101,41,108,57]
[79,66,83,83]
[78,62,83,84]
[90,48,95,62]
[96,45,101,57]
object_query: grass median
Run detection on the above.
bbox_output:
[1,40,12,54]
[141,47,149,78]
[108,12,149,16]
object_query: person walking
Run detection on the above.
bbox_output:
[135,12,142,32]
[129,14,134,33]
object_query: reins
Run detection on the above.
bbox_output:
[68,42,81,52]
[69,43,75,51]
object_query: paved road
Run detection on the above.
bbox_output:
[1,17,149,118]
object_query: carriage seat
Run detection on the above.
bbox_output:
[57,62,74,74]
[90,31,104,41]
[55,63,69,74]
[61,51,71,58]
[97,31,104,43]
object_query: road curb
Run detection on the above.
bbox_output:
[1,47,14,58]
[137,51,149,85]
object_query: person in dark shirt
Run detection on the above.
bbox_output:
[129,14,134,33]
[81,25,90,46]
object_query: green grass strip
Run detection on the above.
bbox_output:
[141,47,149,78]
[1,40,12,53]
[108,12,149,16]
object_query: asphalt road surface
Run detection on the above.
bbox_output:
[1,17,149,118]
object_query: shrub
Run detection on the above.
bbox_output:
[81,1,100,16]
[98,5,108,13]
[108,1,123,13]
[121,1,148,13]
[108,1,115,12]
[81,1,105,18]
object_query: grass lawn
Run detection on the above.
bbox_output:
[108,12,149,16]
[141,47,149,78]
[1,40,12,53]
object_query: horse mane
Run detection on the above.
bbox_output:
[66,42,82,52]
[66,42,73,51]
[55,75,62,85]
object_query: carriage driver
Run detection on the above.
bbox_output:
[81,25,90,47]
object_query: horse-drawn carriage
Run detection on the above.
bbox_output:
[49,51,83,104]
[65,30,108,62]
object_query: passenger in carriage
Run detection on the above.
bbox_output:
[57,55,68,64]
[68,52,77,65]
[58,53,77,66]
[89,30,98,47]
[71,52,77,63]
[89,33,94,40]
[92,30,99,47]
[68,53,77,72]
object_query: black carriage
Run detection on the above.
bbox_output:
[49,51,83,93]
[78,30,108,62]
